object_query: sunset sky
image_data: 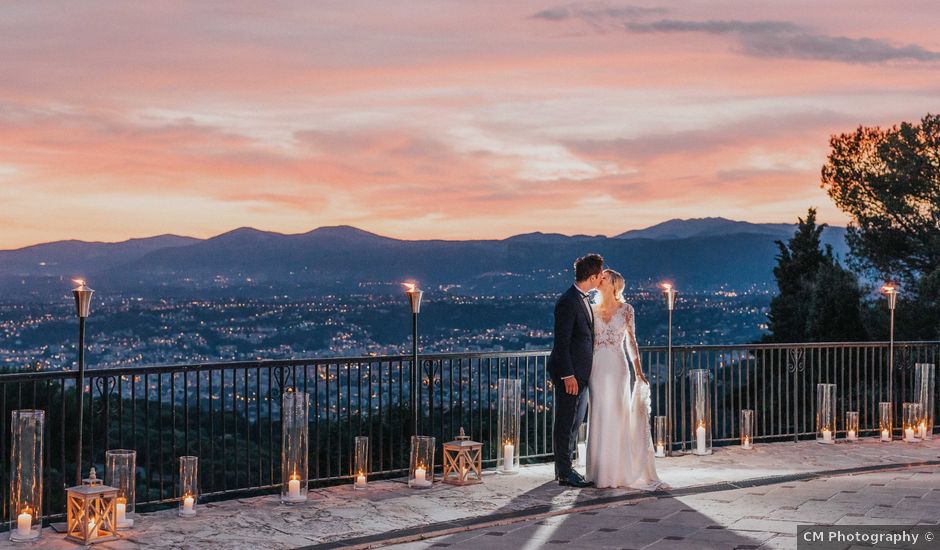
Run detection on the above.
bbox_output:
[2,1,938,249]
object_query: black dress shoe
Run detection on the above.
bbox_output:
[558,471,593,488]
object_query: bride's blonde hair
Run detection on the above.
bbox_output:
[604,268,626,303]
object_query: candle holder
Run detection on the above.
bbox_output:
[845,411,859,442]
[879,402,893,442]
[575,422,588,469]
[178,456,198,517]
[281,390,309,504]
[497,378,521,473]
[903,403,921,442]
[409,435,435,488]
[65,468,118,545]
[740,409,754,450]
[105,449,136,529]
[653,416,667,458]
[442,428,483,486]
[353,436,369,490]
[914,363,935,440]
[816,384,836,444]
[9,410,43,542]
[688,369,712,455]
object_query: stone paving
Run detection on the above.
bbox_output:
[3,438,938,550]
[387,465,940,550]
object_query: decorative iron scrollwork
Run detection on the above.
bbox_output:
[787,348,806,373]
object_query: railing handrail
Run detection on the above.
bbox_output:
[2,340,938,382]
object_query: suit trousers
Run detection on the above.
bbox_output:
[553,381,589,478]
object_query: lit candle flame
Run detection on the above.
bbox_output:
[21,506,31,515]
[661,282,673,291]
[402,282,417,293]
[882,283,896,293]
[73,278,86,287]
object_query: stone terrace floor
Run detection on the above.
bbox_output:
[5,438,939,550]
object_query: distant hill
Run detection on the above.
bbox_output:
[0,220,850,299]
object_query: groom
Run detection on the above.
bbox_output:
[548,253,604,488]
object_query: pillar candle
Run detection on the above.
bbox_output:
[502,443,515,471]
[288,476,301,499]
[16,509,31,537]
[821,428,832,442]
[881,428,890,441]
[904,427,915,442]
[847,430,856,441]
[696,424,707,454]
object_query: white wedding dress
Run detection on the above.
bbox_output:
[586,302,663,490]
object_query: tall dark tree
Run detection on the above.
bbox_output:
[821,113,940,284]
[765,209,827,342]
[765,208,866,342]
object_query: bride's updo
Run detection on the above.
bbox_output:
[604,268,626,304]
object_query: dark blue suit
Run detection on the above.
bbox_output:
[547,285,594,478]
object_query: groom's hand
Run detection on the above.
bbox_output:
[562,376,578,395]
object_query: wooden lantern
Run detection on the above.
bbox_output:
[442,428,482,486]
[66,468,119,545]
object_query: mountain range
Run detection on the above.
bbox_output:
[0,218,849,299]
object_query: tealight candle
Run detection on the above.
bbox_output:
[16,507,32,538]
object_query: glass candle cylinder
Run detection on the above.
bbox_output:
[903,403,921,442]
[654,416,667,458]
[178,456,198,517]
[9,410,43,542]
[575,422,588,469]
[689,369,711,455]
[409,435,435,488]
[914,363,935,440]
[816,384,836,444]
[740,409,754,449]
[845,411,859,442]
[879,402,893,442]
[281,390,309,504]
[353,436,369,490]
[105,449,136,529]
[496,378,521,473]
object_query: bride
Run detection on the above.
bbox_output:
[586,268,664,490]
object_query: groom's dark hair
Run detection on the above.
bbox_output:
[574,253,604,282]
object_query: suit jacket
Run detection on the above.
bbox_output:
[547,285,595,386]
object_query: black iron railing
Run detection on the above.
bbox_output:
[0,341,938,525]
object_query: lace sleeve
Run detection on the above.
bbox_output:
[622,304,640,364]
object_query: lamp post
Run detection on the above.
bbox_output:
[404,283,423,437]
[661,282,677,455]
[72,279,94,486]
[882,283,898,407]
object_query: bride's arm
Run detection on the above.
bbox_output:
[624,304,648,384]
